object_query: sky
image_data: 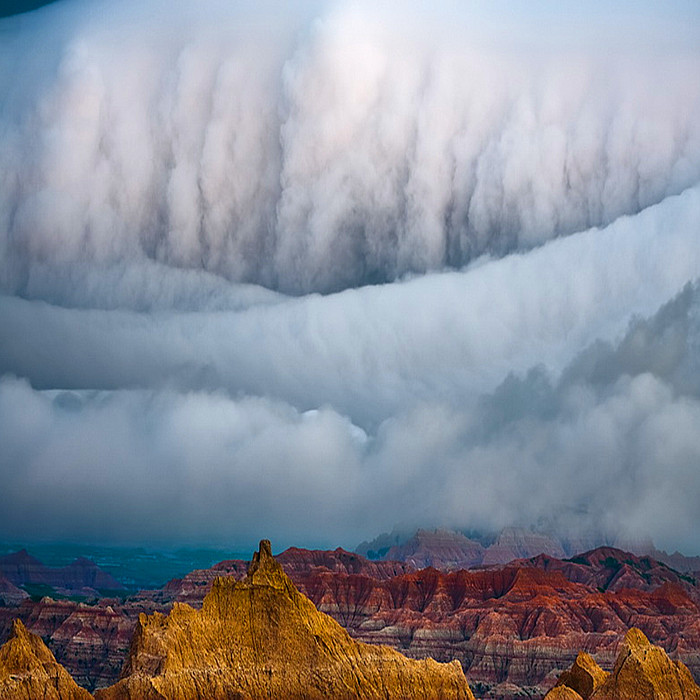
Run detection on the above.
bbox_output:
[1,0,700,552]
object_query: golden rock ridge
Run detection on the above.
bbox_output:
[0,618,92,700]
[94,539,473,699]
[546,627,700,700]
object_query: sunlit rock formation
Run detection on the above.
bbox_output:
[96,540,473,699]
[547,652,608,698]
[546,628,700,699]
[0,618,92,700]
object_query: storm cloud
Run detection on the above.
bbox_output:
[2,281,700,551]
[1,0,699,295]
[1,0,700,551]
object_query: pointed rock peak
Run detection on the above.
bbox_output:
[244,539,288,588]
[1,618,92,699]
[3,548,35,563]
[623,627,650,653]
[250,539,274,569]
[8,619,36,648]
[3,619,54,666]
[10,618,29,638]
[602,626,700,699]
[572,652,606,679]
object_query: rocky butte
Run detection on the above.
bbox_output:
[95,539,473,699]
[546,628,700,699]
[0,618,92,700]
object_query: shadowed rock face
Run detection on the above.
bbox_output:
[95,540,473,700]
[546,628,700,700]
[0,618,92,700]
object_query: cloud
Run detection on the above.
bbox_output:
[2,184,699,426]
[0,379,370,546]
[2,0,700,551]
[2,283,700,551]
[0,0,699,294]
[2,192,700,549]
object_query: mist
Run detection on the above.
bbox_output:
[1,0,700,552]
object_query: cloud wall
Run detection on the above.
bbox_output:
[1,0,699,294]
[2,184,700,549]
[3,185,700,419]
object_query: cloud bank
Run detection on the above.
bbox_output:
[2,281,700,550]
[1,0,699,294]
[1,0,700,552]
[2,185,700,549]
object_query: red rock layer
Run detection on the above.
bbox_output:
[159,546,413,606]
[311,568,700,692]
[278,546,415,579]
[519,547,700,596]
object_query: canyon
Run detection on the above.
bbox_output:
[1,541,699,698]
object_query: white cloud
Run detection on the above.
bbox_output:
[1,0,699,294]
[2,283,700,550]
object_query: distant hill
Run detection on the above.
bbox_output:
[0,542,253,590]
[357,527,700,573]
[0,549,123,597]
